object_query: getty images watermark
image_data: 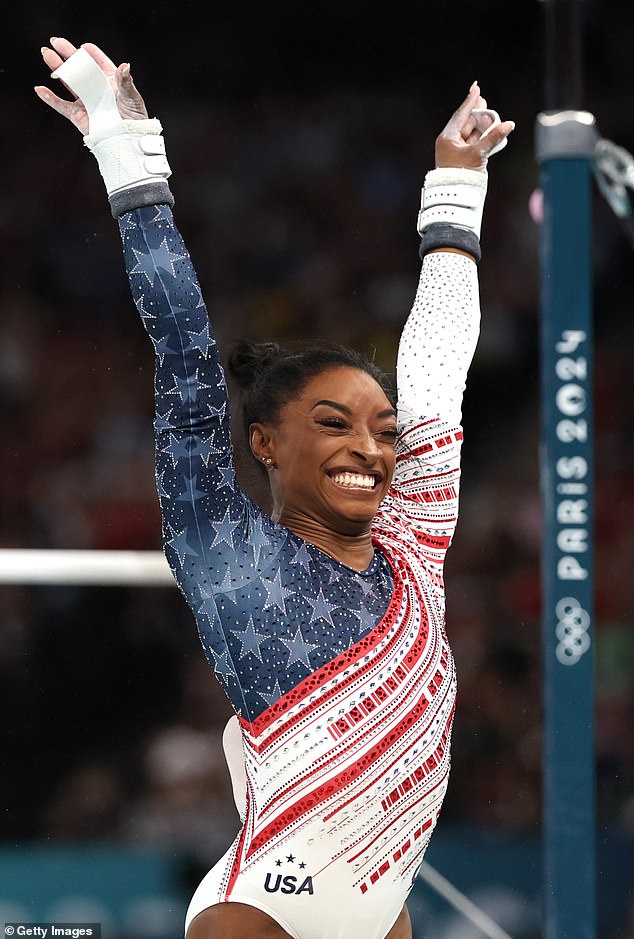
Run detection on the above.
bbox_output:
[5,926,101,938]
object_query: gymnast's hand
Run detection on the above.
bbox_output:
[435,82,515,172]
[35,37,148,133]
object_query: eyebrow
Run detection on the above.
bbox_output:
[311,399,397,419]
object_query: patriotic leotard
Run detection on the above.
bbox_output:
[118,203,480,939]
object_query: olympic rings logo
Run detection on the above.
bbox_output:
[555,597,591,665]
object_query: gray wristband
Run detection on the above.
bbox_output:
[418,224,481,264]
[109,181,175,218]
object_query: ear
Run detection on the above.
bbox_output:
[249,423,275,464]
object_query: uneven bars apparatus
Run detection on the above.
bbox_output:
[537,1,597,937]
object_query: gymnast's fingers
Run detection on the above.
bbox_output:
[441,82,482,140]
[81,42,119,76]
[33,84,85,126]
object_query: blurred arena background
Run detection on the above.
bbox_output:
[2,1,633,936]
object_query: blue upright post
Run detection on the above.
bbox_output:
[536,111,597,939]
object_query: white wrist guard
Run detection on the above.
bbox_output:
[52,48,171,197]
[417,167,488,238]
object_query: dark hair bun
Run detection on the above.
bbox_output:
[227,340,284,389]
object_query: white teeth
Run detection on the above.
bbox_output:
[331,472,376,489]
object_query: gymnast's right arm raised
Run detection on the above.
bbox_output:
[35,37,276,637]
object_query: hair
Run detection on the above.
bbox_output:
[227,339,395,454]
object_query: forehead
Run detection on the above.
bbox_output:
[294,366,393,411]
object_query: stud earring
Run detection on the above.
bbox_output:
[262,457,272,465]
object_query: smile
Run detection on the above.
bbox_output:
[330,472,378,490]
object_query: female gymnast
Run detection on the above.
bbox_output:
[36,37,514,939]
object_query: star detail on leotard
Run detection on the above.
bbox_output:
[156,469,171,500]
[290,542,312,572]
[185,323,214,357]
[216,567,234,593]
[150,235,188,278]
[327,565,342,585]
[154,407,173,434]
[189,431,223,467]
[210,507,241,549]
[357,574,377,596]
[160,433,191,468]
[262,569,292,616]
[151,204,173,223]
[119,213,138,236]
[197,586,218,621]
[216,462,234,491]
[129,246,159,286]
[246,512,270,569]
[134,292,155,321]
[166,372,200,405]
[235,616,268,661]
[167,527,199,566]
[210,647,237,682]
[281,626,319,668]
[306,587,339,627]
[150,333,178,365]
[205,402,227,422]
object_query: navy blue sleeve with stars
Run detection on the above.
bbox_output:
[118,204,394,723]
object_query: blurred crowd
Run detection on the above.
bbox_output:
[1,1,633,935]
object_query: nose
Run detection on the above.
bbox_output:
[350,430,382,462]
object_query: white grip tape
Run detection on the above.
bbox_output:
[472,108,508,156]
[417,167,488,238]
[52,48,170,195]
[52,47,125,139]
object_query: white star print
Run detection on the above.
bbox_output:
[185,323,214,357]
[154,406,174,434]
[129,247,157,286]
[160,433,191,467]
[166,373,198,405]
[306,587,339,627]
[151,205,173,223]
[210,507,241,549]
[197,586,218,620]
[156,469,170,500]
[150,235,188,278]
[134,292,155,321]
[211,647,237,682]
[189,431,223,467]
[262,568,293,616]
[235,616,268,661]
[247,512,270,569]
[167,528,199,566]
[151,333,177,365]
[281,626,318,668]
[215,462,234,490]
[290,542,312,571]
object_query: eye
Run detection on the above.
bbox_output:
[316,417,348,430]
[378,427,399,442]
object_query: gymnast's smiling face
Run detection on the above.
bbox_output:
[250,366,398,536]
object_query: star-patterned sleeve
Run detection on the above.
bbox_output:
[374,251,481,562]
[117,204,280,605]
